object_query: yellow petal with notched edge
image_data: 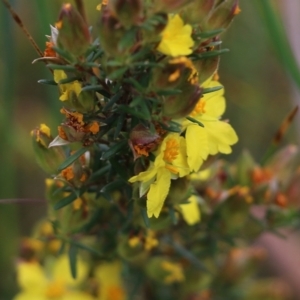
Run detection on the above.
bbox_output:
[186,125,209,172]
[179,195,201,225]
[202,120,238,155]
[147,168,171,218]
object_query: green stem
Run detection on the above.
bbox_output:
[256,1,300,92]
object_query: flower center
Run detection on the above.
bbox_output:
[163,138,179,163]
[107,286,125,300]
[190,99,206,116]
[45,281,65,298]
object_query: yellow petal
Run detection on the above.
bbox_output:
[147,168,171,218]
[95,261,123,286]
[13,293,47,300]
[179,195,201,225]
[16,262,47,293]
[54,70,67,83]
[59,91,69,101]
[157,14,194,57]
[62,292,95,300]
[72,81,82,96]
[173,136,190,177]
[128,164,157,183]
[203,120,238,155]
[202,81,226,117]
[52,255,89,287]
[186,125,208,172]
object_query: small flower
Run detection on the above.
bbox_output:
[95,261,126,300]
[179,195,201,225]
[54,70,81,102]
[129,133,189,218]
[157,14,194,57]
[182,79,238,172]
[14,255,93,300]
[161,260,185,284]
[97,0,108,11]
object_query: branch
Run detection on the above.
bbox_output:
[1,0,44,57]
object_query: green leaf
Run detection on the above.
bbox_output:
[118,28,137,51]
[124,78,145,93]
[51,46,74,62]
[109,159,128,179]
[81,85,110,97]
[70,240,104,257]
[159,122,181,133]
[46,64,77,71]
[118,105,150,120]
[54,192,78,210]
[108,67,128,80]
[186,116,204,127]
[101,179,127,194]
[58,77,81,84]
[68,244,78,279]
[103,92,122,112]
[164,237,208,272]
[156,89,182,96]
[37,79,57,85]
[202,86,223,94]
[90,49,104,62]
[256,1,300,94]
[114,114,125,139]
[191,49,229,60]
[82,62,100,68]
[101,140,128,160]
[197,28,224,39]
[57,148,87,172]
[88,165,111,182]
[141,208,150,228]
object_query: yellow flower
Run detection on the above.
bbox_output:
[182,80,238,172]
[157,14,194,57]
[14,255,93,300]
[95,261,126,300]
[54,70,81,102]
[179,195,201,225]
[161,261,185,284]
[129,133,189,218]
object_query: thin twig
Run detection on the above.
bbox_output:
[74,0,87,24]
[1,0,44,57]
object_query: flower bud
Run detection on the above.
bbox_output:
[142,13,168,43]
[129,124,162,160]
[117,235,148,264]
[56,3,90,57]
[165,177,190,205]
[154,0,192,13]
[162,83,201,119]
[31,124,66,174]
[205,0,240,32]
[193,42,220,84]
[108,0,142,28]
[59,153,89,188]
[181,0,216,25]
[98,9,129,57]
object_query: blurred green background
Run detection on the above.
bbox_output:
[0,0,299,299]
